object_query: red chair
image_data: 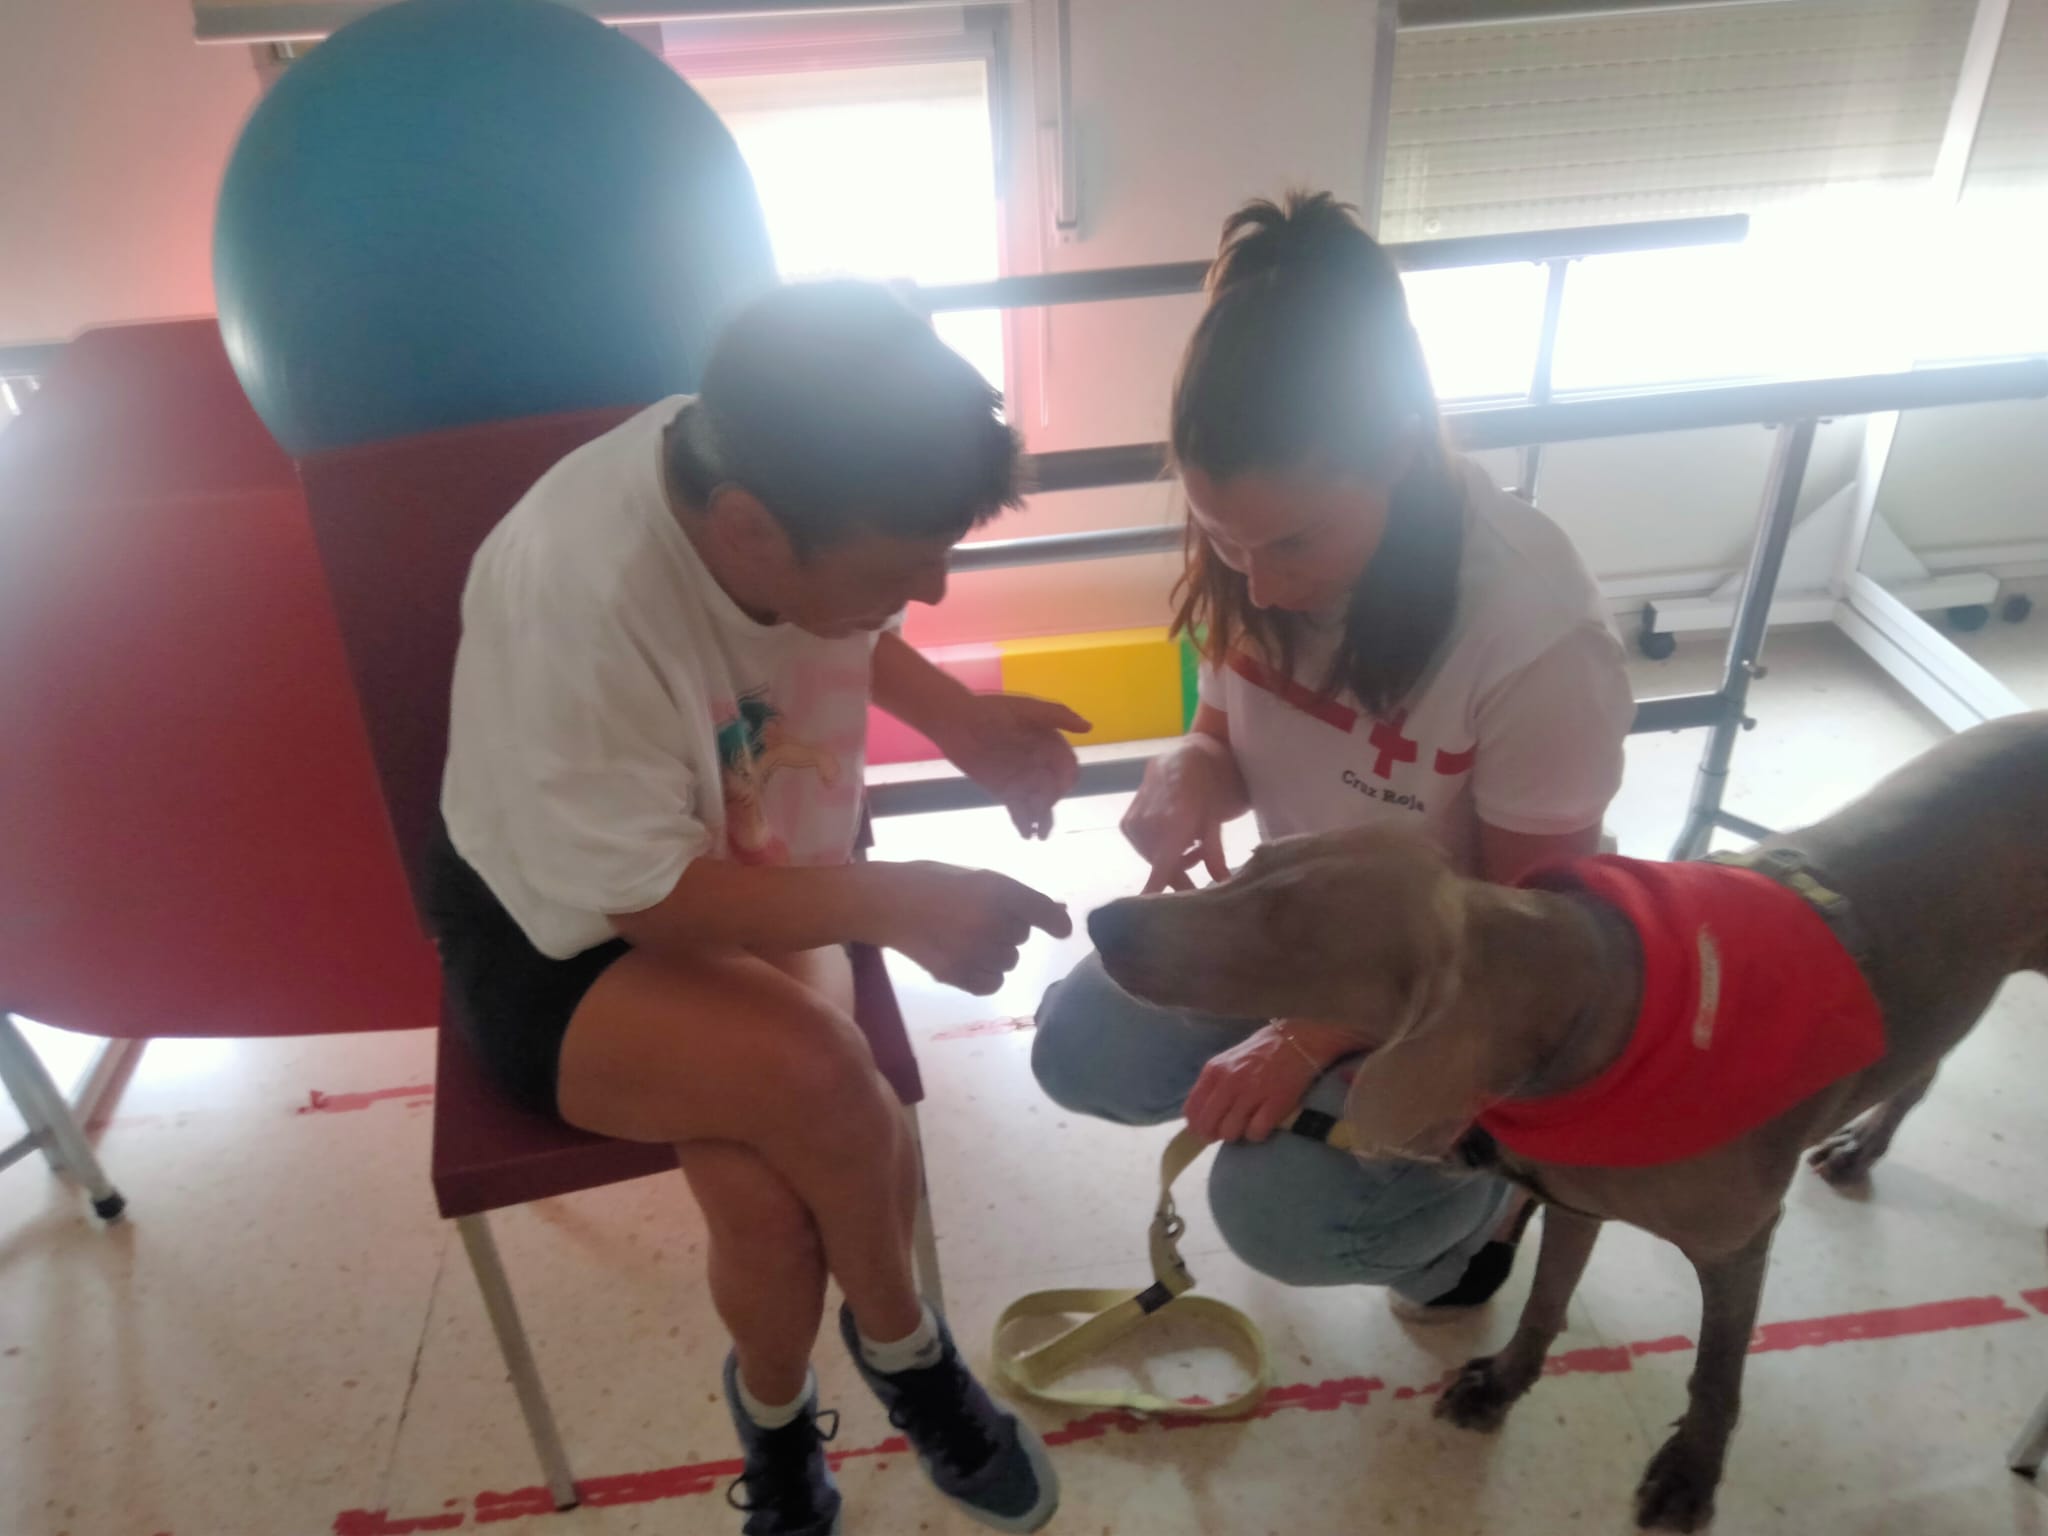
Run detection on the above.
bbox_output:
[299,412,941,1511]
[0,321,441,1214]
[0,322,938,1511]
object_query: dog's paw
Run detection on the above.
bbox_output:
[1806,1125,1884,1187]
[1634,1432,1721,1531]
[1434,1356,1521,1432]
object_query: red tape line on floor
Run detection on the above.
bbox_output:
[298,1084,435,1115]
[329,1286,2039,1533]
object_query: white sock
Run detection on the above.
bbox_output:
[857,1303,943,1375]
[737,1367,815,1430]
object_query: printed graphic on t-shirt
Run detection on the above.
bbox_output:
[1227,652,1476,820]
[715,688,841,865]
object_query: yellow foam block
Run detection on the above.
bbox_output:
[997,627,1185,745]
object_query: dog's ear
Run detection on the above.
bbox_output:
[1338,899,1489,1161]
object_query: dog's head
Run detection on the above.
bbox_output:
[1090,824,1510,1160]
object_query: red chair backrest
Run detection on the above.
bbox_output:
[0,322,439,1037]
[297,409,636,916]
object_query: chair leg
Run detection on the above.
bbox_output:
[456,1213,580,1510]
[903,1104,946,1317]
[0,1014,125,1220]
[2011,1384,2048,1477]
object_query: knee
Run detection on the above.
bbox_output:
[691,1149,823,1257]
[1208,1141,1423,1289]
[1030,954,1130,1117]
[773,1011,896,1133]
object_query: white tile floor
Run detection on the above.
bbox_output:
[5,625,2048,1536]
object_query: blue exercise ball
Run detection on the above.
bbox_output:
[214,0,777,456]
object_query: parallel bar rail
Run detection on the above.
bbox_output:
[916,214,1749,313]
[1397,0,1801,27]
[877,355,2048,829]
[0,343,63,376]
[1000,359,2048,508]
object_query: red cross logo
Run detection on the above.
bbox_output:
[1367,712,1419,780]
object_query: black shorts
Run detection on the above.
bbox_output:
[425,827,629,1120]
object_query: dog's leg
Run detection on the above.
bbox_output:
[1635,1221,1775,1532]
[1437,1205,1602,1431]
[1806,1071,1935,1187]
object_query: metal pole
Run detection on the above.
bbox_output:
[457,1213,581,1511]
[1052,0,1080,235]
[1011,359,2048,499]
[2009,1384,2048,1475]
[1398,0,1802,27]
[0,1015,126,1219]
[913,214,1750,312]
[1517,257,1572,499]
[952,521,1177,573]
[1362,0,1401,233]
[1669,418,1817,861]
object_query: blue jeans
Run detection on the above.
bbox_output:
[1032,953,1511,1304]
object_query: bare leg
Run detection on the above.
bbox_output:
[1635,1221,1776,1532]
[557,945,924,1347]
[1807,1071,1935,1187]
[1438,1205,1603,1431]
[679,1141,827,1406]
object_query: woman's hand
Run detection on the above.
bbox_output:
[931,693,1092,840]
[1183,1023,1340,1143]
[1122,737,1240,892]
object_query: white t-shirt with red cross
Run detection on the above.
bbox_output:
[1199,458,1632,875]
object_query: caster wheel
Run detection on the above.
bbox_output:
[1638,628,1677,660]
[2002,593,2034,624]
[92,1192,127,1222]
[1948,604,1991,632]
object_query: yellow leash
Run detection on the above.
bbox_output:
[992,1111,1356,1420]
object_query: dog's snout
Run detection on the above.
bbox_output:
[1086,900,1135,955]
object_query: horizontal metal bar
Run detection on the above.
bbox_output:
[1395,215,1750,273]
[1010,359,2048,508]
[918,214,1749,313]
[0,1134,40,1175]
[871,687,1740,817]
[1025,442,1169,496]
[1451,360,2048,451]
[1627,691,1729,733]
[924,262,1213,314]
[1714,809,1777,843]
[0,342,63,377]
[198,1,1002,43]
[952,522,1178,573]
[1398,0,1798,28]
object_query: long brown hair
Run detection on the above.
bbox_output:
[1168,192,1463,718]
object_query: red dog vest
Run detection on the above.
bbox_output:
[1476,856,1886,1168]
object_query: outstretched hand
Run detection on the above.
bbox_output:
[935,692,1092,839]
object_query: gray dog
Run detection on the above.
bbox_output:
[1088,710,2048,1530]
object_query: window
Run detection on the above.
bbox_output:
[663,10,1007,391]
[1382,0,2047,397]
[1403,262,1551,402]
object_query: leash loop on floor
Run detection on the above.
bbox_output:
[992,1111,1356,1420]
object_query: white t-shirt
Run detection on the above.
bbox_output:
[1200,459,1631,874]
[443,397,874,960]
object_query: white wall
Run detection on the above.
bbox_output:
[0,0,259,344]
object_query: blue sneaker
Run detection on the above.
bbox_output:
[839,1304,1058,1533]
[722,1352,842,1536]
